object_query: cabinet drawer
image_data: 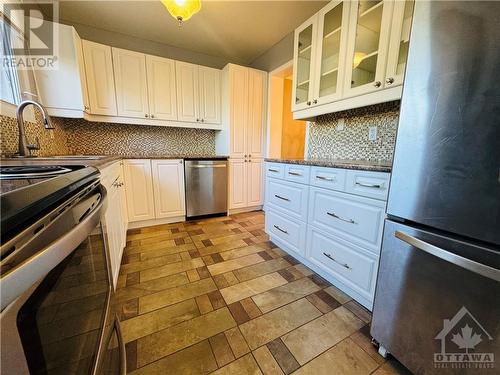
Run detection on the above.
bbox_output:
[265,163,285,179]
[284,164,310,184]
[266,178,309,221]
[265,209,306,256]
[307,226,378,298]
[309,166,346,191]
[308,187,386,253]
[345,170,390,201]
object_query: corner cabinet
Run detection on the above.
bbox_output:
[292,0,415,119]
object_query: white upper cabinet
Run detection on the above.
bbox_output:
[313,0,351,106]
[246,69,265,158]
[343,0,394,98]
[146,55,178,121]
[176,61,222,125]
[82,40,118,116]
[112,47,150,119]
[198,66,221,124]
[292,14,318,112]
[385,0,415,87]
[176,61,199,123]
[228,65,249,158]
[151,160,186,218]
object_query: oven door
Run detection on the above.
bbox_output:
[0,184,126,375]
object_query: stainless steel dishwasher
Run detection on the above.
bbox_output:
[184,159,228,218]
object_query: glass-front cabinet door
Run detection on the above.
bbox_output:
[343,0,394,97]
[292,15,317,112]
[313,0,351,106]
[385,0,415,87]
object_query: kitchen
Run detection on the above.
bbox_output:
[1,1,499,374]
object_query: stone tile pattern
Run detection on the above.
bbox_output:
[112,211,410,374]
[58,117,216,156]
[1,115,216,157]
[307,101,400,161]
[1,114,69,156]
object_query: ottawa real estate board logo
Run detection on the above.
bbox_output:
[434,306,495,369]
[2,1,59,70]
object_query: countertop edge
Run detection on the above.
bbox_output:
[264,158,392,173]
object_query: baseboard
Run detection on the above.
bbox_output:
[268,234,374,311]
[127,215,185,230]
[228,205,263,215]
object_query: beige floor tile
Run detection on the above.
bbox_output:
[137,307,236,367]
[130,340,217,375]
[253,346,284,375]
[196,294,214,314]
[252,277,320,313]
[208,253,265,276]
[371,359,412,375]
[292,338,378,375]
[324,285,352,304]
[140,258,204,282]
[234,258,291,282]
[221,245,267,261]
[350,327,386,365]
[139,278,217,314]
[121,299,200,342]
[282,306,364,365]
[209,332,235,367]
[139,243,196,260]
[198,240,249,256]
[220,272,288,305]
[126,239,177,254]
[293,264,313,277]
[210,353,263,375]
[187,269,201,282]
[224,327,250,358]
[223,272,240,286]
[344,300,372,323]
[239,299,322,349]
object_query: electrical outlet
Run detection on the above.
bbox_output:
[336,118,345,131]
[368,126,377,141]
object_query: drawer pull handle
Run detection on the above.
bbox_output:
[316,175,334,181]
[356,182,382,189]
[327,211,356,224]
[268,169,279,173]
[323,252,351,269]
[273,225,288,234]
[274,194,290,202]
[288,171,302,176]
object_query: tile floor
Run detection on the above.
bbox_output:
[117,211,411,374]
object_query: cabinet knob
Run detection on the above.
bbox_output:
[150,114,155,118]
[374,81,382,88]
[145,114,149,118]
[84,105,89,111]
[201,119,204,122]
[313,99,318,104]
[307,101,311,106]
[385,77,394,85]
[196,118,199,122]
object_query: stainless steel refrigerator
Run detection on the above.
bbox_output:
[371,1,500,374]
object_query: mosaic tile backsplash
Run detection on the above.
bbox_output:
[59,118,216,156]
[307,101,400,161]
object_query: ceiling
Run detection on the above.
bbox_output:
[51,1,328,64]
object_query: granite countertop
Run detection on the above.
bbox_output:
[0,154,229,170]
[265,158,392,172]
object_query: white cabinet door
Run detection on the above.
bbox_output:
[247,159,263,206]
[112,48,149,119]
[229,159,247,209]
[176,61,199,123]
[343,0,394,98]
[146,55,177,121]
[229,65,248,158]
[198,66,221,124]
[151,159,186,218]
[385,0,414,87]
[246,69,265,159]
[123,159,155,222]
[292,14,319,112]
[82,40,117,115]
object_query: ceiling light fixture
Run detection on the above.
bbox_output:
[161,0,201,26]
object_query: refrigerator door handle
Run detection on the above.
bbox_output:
[395,231,500,282]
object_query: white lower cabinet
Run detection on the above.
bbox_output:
[123,159,186,226]
[264,162,390,309]
[151,160,186,219]
[229,158,263,210]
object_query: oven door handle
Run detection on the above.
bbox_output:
[0,186,107,310]
[115,315,127,375]
[395,231,500,282]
